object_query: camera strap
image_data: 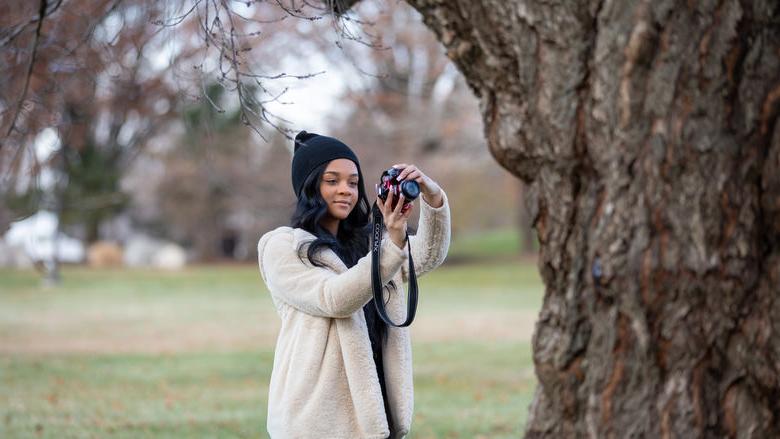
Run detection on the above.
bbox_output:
[370,202,418,327]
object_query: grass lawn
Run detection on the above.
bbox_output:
[446,227,537,263]
[0,258,543,438]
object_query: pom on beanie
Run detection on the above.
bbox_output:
[291,131,364,198]
[294,131,319,153]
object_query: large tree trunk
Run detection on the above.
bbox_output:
[406,0,780,436]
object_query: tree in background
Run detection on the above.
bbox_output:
[0,0,359,264]
[142,84,293,261]
[0,0,297,237]
[1,0,182,281]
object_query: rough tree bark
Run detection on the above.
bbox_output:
[518,181,537,254]
[403,0,779,437]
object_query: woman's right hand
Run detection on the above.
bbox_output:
[376,190,413,249]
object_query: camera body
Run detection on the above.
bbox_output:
[375,167,420,210]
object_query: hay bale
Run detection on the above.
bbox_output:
[86,241,124,268]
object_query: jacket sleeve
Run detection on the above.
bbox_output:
[401,188,451,283]
[259,232,409,318]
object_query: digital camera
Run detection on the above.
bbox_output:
[375,167,420,210]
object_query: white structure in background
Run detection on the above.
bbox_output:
[154,243,187,270]
[123,234,187,270]
[1,211,85,267]
[0,240,33,268]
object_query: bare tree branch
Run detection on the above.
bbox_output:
[0,0,63,48]
[2,0,48,149]
[151,0,202,27]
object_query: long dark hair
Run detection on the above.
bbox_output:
[290,161,390,341]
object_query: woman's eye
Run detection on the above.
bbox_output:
[324,179,357,186]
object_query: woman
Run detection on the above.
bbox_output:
[257,131,451,438]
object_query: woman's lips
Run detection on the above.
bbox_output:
[335,202,350,207]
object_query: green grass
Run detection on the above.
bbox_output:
[0,255,543,438]
[413,341,535,438]
[447,227,535,261]
[1,351,271,438]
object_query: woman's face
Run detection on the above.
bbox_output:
[320,159,359,221]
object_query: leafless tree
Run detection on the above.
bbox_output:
[0,0,382,229]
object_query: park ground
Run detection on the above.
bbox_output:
[0,229,543,438]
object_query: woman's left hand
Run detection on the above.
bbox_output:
[392,163,443,208]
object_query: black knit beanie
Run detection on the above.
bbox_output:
[291,131,364,197]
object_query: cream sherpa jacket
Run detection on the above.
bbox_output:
[257,190,450,439]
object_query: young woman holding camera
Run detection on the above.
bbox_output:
[257,131,451,438]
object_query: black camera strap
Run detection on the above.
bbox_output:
[370,201,418,327]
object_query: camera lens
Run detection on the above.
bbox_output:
[401,180,420,200]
